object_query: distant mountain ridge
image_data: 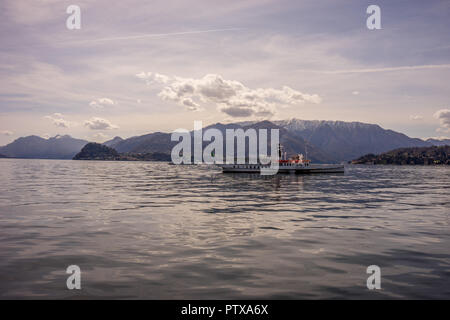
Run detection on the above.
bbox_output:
[101,119,441,163]
[0,135,88,159]
[103,136,123,148]
[1,119,449,162]
[102,121,333,163]
[105,132,174,154]
[238,120,333,163]
[73,142,171,161]
[425,138,450,146]
[272,119,432,162]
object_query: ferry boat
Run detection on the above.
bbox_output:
[216,145,344,174]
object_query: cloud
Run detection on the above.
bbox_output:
[1,130,13,136]
[434,109,450,133]
[3,0,60,26]
[44,113,72,128]
[84,117,119,130]
[322,64,450,74]
[91,132,109,142]
[66,28,243,46]
[138,73,321,117]
[89,98,115,109]
[426,136,450,140]
[136,72,170,85]
[409,115,423,120]
[352,91,359,95]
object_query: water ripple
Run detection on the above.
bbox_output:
[0,159,449,299]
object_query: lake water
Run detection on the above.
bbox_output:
[0,159,449,299]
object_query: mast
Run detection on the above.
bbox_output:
[305,143,308,161]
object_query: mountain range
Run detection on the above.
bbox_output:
[0,135,88,159]
[73,142,172,161]
[102,121,333,163]
[99,119,450,163]
[425,138,450,146]
[272,119,432,162]
[1,119,448,162]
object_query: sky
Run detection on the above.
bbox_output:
[1,0,450,145]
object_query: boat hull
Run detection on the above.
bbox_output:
[218,164,344,174]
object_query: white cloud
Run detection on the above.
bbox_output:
[1,130,13,136]
[426,136,450,140]
[44,113,72,128]
[409,115,423,120]
[89,97,115,109]
[352,91,359,95]
[91,132,109,142]
[136,72,170,85]
[138,73,321,118]
[323,64,450,74]
[68,28,242,46]
[84,117,119,130]
[434,109,450,133]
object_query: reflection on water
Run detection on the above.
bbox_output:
[0,159,449,299]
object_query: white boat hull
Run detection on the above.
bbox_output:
[218,163,344,174]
